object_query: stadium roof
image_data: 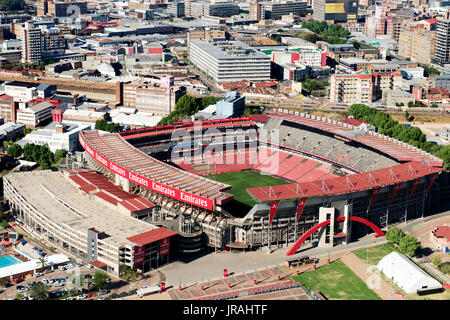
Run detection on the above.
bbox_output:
[268,110,443,167]
[247,161,441,202]
[80,130,234,206]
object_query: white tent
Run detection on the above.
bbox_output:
[376,251,442,293]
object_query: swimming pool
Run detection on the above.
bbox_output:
[0,255,22,268]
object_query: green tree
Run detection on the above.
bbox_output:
[438,145,450,170]
[398,235,420,256]
[92,271,109,290]
[439,262,450,274]
[7,144,22,158]
[29,282,49,300]
[16,293,24,300]
[200,96,220,109]
[95,119,107,131]
[54,149,67,163]
[386,227,405,245]
[432,254,442,266]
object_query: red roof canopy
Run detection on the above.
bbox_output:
[433,226,450,241]
[127,228,177,246]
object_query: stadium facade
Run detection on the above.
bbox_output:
[74,110,444,258]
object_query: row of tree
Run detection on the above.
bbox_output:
[94,119,121,133]
[157,95,221,126]
[348,104,450,169]
[301,20,350,39]
[7,143,67,170]
[386,227,421,257]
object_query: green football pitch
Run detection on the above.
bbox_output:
[291,259,381,300]
[206,170,289,208]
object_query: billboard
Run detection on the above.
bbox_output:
[324,0,358,22]
[80,134,214,210]
[159,237,171,257]
[133,245,146,266]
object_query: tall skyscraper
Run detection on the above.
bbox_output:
[21,22,42,64]
[313,0,358,23]
[434,19,450,65]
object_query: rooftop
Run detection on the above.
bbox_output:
[5,171,160,248]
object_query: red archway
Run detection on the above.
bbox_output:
[286,216,385,256]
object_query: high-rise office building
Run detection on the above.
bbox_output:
[398,30,436,65]
[434,19,450,65]
[313,0,358,23]
[21,22,42,64]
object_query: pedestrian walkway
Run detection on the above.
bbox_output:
[340,252,403,300]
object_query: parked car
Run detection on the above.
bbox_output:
[64,297,74,300]
[98,296,106,300]
[44,269,53,274]
[76,294,87,300]
[86,292,95,298]
[86,264,93,269]
[58,266,66,271]
[33,272,43,277]
[13,278,24,284]
[98,289,109,295]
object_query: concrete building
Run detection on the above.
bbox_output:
[16,101,53,128]
[3,170,176,276]
[167,2,185,18]
[262,1,307,19]
[216,91,245,117]
[121,80,186,116]
[312,0,358,23]
[20,122,90,152]
[330,71,402,104]
[45,1,88,17]
[431,226,450,252]
[0,94,18,122]
[383,90,415,107]
[435,75,450,90]
[0,122,25,141]
[21,22,42,64]
[184,1,240,18]
[189,40,271,84]
[364,5,388,38]
[249,1,265,21]
[398,31,436,65]
[433,19,450,65]
[4,81,38,103]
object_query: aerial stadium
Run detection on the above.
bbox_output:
[78,109,444,263]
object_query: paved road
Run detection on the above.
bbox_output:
[159,233,387,287]
[159,211,450,287]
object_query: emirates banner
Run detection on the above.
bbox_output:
[368,187,380,211]
[269,201,280,225]
[390,183,402,204]
[426,173,439,193]
[296,199,307,222]
[133,245,145,267]
[80,135,214,210]
[408,178,421,199]
[159,237,171,257]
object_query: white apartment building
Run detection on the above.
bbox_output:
[16,101,53,128]
[20,122,91,152]
[189,40,271,84]
[4,81,38,103]
[271,49,325,68]
[330,72,402,104]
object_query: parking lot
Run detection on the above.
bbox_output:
[0,260,155,300]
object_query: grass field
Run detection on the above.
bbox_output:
[352,243,395,266]
[206,170,289,208]
[291,259,381,300]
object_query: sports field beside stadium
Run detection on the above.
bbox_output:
[352,243,395,266]
[291,259,381,300]
[206,170,288,207]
